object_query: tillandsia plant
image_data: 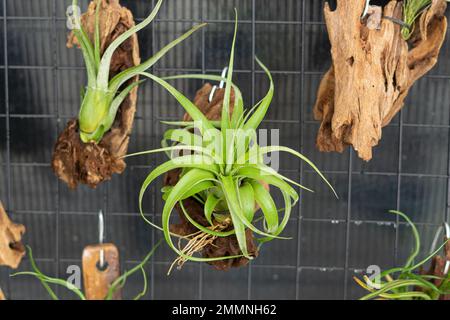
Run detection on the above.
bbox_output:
[401,0,450,40]
[402,0,433,39]
[11,243,160,300]
[68,0,205,143]
[126,12,337,269]
[354,211,450,300]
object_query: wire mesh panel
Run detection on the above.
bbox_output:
[1,0,450,300]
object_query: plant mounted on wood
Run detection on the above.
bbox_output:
[355,211,450,300]
[12,243,160,300]
[127,13,337,272]
[52,0,204,188]
[313,0,447,161]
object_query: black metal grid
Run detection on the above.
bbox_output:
[1,0,450,300]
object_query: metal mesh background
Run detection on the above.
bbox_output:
[1,0,450,300]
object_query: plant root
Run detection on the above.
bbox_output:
[52,0,140,188]
[313,0,447,161]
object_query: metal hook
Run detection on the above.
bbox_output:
[98,209,105,268]
[361,0,370,19]
[430,222,450,275]
[208,67,229,103]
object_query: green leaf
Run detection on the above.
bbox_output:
[97,0,164,89]
[238,182,255,223]
[204,193,221,226]
[250,180,279,234]
[109,23,206,93]
[243,57,274,131]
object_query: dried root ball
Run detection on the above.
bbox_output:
[313,0,447,161]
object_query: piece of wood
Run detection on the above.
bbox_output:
[52,0,141,188]
[0,287,5,300]
[82,243,121,300]
[313,0,447,161]
[0,202,25,269]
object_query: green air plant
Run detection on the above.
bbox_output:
[401,0,432,40]
[354,211,450,300]
[69,0,205,143]
[11,243,161,300]
[125,12,337,268]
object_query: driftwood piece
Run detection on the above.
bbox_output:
[82,243,121,300]
[0,202,25,270]
[165,84,260,271]
[313,0,447,161]
[52,0,140,188]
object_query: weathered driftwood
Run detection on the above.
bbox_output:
[313,0,447,161]
[166,84,259,271]
[82,243,121,300]
[0,202,25,270]
[52,0,140,188]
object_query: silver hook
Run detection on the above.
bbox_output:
[361,0,370,19]
[98,209,105,268]
[430,222,450,275]
[208,67,229,103]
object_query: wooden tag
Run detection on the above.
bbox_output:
[0,287,5,300]
[0,202,26,269]
[82,243,121,300]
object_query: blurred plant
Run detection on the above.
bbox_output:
[126,12,336,269]
[354,210,450,300]
[11,242,161,300]
[69,0,204,143]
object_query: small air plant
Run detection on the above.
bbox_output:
[11,243,160,300]
[69,0,205,143]
[401,0,449,40]
[354,211,450,300]
[126,12,336,269]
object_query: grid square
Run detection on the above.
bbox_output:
[205,22,253,70]
[400,176,447,224]
[153,263,200,299]
[304,24,331,73]
[351,174,397,222]
[348,222,396,270]
[9,68,55,115]
[256,0,301,22]
[10,117,56,163]
[298,268,345,300]
[7,20,53,66]
[402,126,449,175]
[256,23,301,71]
[7,0,54,17]
[11,165,56,212]
[250,266,296,299]
[299,220,346,268]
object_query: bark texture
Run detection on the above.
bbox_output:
[165,84,259,271]
[313,0,447,161]
[0,202,25,270]
[52,0,140,188]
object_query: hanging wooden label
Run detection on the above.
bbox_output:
[0,202,26,269]
[82,243,121,300]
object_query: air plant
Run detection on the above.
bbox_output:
[401,0,445,40]
[11,243,160,300]
[354,211,450,300]
[69,0,205,143]
[126,12,337,268]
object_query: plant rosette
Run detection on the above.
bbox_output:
[52,0,204,189]
[313,0,447,161]
[126,13,337,273]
